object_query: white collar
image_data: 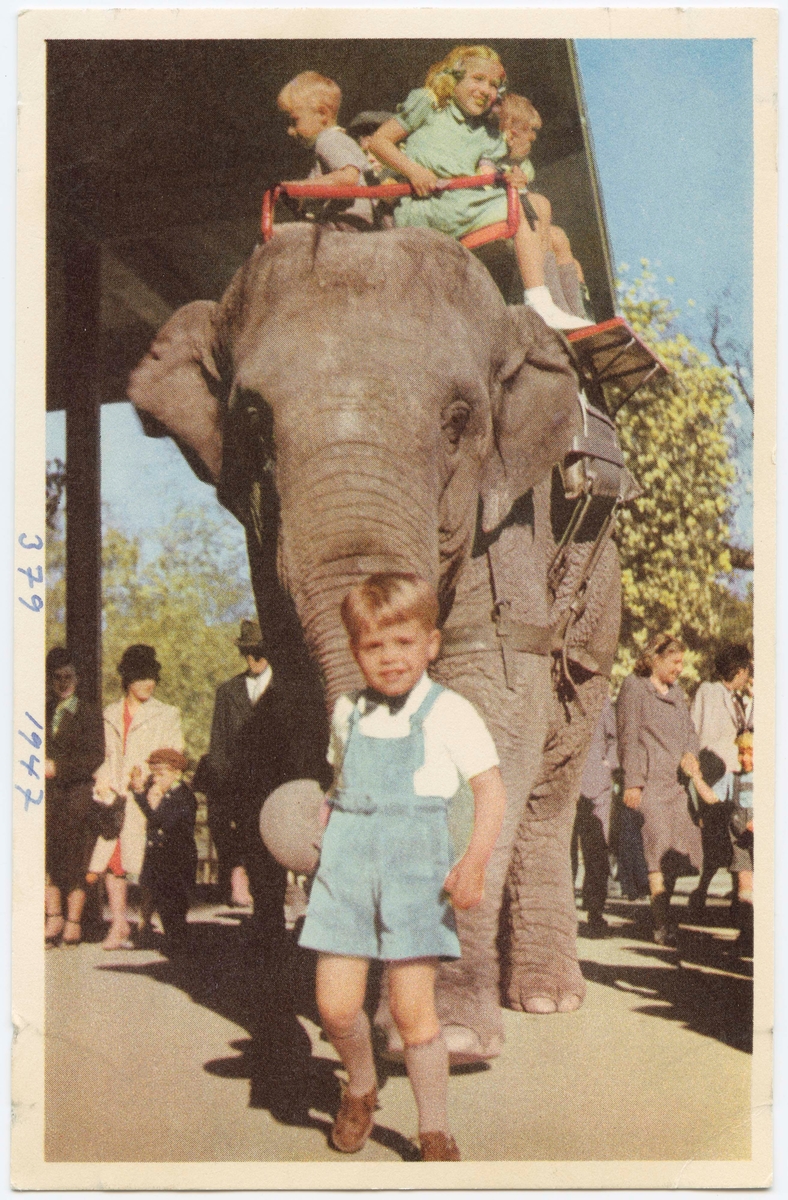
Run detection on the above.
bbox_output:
[246,665,273,704]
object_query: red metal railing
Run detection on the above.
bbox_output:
[261,173,522,249]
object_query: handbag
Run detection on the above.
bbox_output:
[92,792,126,841]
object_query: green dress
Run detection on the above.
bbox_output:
[393,88,510,238]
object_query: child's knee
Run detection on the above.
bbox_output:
[389,983,440,1044]
[317,985,366,1038]
[319,1002,362,1041]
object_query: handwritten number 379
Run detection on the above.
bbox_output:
[18,534,44,612]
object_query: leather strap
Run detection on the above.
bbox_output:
[440,619,553,657]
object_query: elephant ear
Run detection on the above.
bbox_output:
[127,299,224,485]
[480,306,583,533]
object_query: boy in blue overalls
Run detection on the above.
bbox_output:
[299,572,506,1161]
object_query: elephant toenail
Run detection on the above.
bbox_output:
[524,996,558,1014]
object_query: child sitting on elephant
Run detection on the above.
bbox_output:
[298,571,506,1161]
[495,93,592,321]
[277,71,374,230]
[368,45,590,330]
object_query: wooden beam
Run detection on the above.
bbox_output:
[63,241,103,705]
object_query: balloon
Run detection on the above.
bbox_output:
[259,778,325,874]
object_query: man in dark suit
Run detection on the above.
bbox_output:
[206,620,330,945]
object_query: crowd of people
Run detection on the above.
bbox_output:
[572,638,754,954]
[44,622,329,957]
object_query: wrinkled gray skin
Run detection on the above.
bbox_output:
[129,224,601,1057]
[504,536,621,1013]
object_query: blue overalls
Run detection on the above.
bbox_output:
[299,682,461,961]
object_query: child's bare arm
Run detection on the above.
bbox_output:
[368,119,438,197]
[283,165,362,190]
[443,766,506,910]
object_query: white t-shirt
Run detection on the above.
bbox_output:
[328,672,499,799]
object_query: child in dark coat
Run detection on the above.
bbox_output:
[130,748,197,954]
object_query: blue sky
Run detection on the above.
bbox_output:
[47,37,754,552]
[577,39,753,351]
[577,38,753,544]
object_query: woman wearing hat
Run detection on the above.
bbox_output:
[91,645,184,950]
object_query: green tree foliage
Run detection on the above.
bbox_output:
[46,507,66,653]
[47,508,255,762]
[611,268,749,682]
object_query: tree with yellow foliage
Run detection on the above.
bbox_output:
[611,270,747,680]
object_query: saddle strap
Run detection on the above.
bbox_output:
[440,619,553,657]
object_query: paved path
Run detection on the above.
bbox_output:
[45,879,752,1167]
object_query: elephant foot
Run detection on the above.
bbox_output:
[377,1023,502,1065]
[521,993,583,1015]
[505,955,586,1015]
[443,1023,503,1064]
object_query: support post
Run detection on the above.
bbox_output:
[62,241,102,705]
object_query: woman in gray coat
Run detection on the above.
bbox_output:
[616,633,715,946]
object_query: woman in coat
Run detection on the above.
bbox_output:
[688,643,752,917]
[91,644,184,949]
[616,633,714,946]
[44,647,105,946]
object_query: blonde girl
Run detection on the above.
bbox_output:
[369,45,590,330]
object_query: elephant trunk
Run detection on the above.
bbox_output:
[278,451,440,711]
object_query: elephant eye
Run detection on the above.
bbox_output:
[442,402,471,446]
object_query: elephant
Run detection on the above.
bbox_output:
[129,222,612,1059]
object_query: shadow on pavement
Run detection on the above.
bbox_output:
[97,916,421,1161]
[579,905,753,1054]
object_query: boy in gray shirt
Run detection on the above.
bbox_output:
[277,71,373,229]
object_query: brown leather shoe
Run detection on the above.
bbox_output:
[330,1086,377,1153]
[420,1131,461,1161]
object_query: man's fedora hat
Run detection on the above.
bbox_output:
[235,619,267,654]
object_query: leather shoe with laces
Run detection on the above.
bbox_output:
[420,1131,461,1161]
[330,1086,377,1153]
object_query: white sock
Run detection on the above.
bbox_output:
[524,286,593,331]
